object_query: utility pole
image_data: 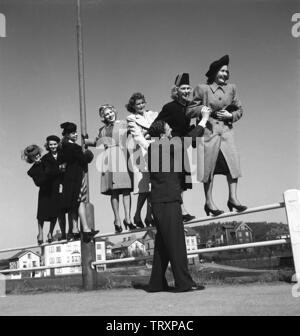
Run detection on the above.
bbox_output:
[76,0,96,291]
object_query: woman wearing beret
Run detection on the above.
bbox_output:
[40,135,66,242]
[154,73,198,223]
[126,92,158,228]
[22,144,56,245]
[84,105,135,233]
[192,55,247,215]
[60,122,99,243]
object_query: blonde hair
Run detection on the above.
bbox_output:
[98,104,117,124]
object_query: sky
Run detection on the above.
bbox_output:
[0,0,299,251]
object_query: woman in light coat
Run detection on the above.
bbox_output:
[85,104,136,233]
[126,92,158,228]
[191,55,247,215]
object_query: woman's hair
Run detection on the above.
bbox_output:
[21,145,42,164]
[170,85,179,100]
[148,120,166,138]
[206,66,230,85]
[125,92,146,113]
[98,104,117,124]
[44,138,60,151]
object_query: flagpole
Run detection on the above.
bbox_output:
[76,0,96,290]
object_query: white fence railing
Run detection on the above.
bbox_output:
[0,189,299,283]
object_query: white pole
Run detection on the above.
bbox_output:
[283,189,300,283]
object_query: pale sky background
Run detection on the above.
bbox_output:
[0,0,299,251]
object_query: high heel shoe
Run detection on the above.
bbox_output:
[73,232,81,241]
[47,233,53,244]
[123,220,137,231]
[37,235,43,245]
[204,204,224,216]
[114,221,123,233]
[82,229,99,243]
[134,218,145,229]
[227,201,247,212]
[133,220,145,229]
[144,218,154,227]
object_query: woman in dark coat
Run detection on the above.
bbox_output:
[59,122,98,243]
[192,55,247,215]
[40,135,66,242]
[22,144,51,244]
[155,73,204,222]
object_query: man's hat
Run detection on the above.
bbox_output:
[60,122,77,135]
[205,55,229,79]
[174,73,190,87]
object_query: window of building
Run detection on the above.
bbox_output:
[32,261,37,267]
[56,257,62,264]
[96,244,102,250]
[245,231,249,237]
[238,231,242,237]
[50,257,55,265]
[97,254,102,261]
[49,246,54,253]
[56,246,61,253]
[56,268,62,274]
[27,254,31,259]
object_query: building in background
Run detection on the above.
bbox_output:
[112,235,146,258]
[6,250,42,279]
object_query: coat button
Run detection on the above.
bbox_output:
[218,97,222,100]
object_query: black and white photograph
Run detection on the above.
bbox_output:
[0,0,299,320]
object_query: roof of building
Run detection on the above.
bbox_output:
[185,228,198,236]
[112,238,145,250]
[9,250,40,261]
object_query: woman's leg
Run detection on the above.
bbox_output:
[122,191,132,224]
[181,191,195,219]
[47,219,56,240]
[203,177,219,210]
[227,175,240,205]
[58,212,66,239]
[134,193,147,222]
[69,210,80,234]
[37,220,44,241]
[145,194,153,221]
[111,192,121,226]
[78,202,89,232]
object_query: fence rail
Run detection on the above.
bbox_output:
[0,189,299,284]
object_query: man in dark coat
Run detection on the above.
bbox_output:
[146,106,210,292]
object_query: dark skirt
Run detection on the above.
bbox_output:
[214,150,230,175]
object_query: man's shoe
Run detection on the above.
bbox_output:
[175,284,205,292]
[182,214,196,222]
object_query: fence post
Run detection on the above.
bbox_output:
[0,274,6,297]
[283,189,300,283]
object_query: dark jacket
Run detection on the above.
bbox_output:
[59,141,93,212]
[27,153,62,221]
[148,125,205,204]
[155,100,192,137]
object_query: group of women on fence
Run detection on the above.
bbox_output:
[22,54,247,244]
[22,123,98,245]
